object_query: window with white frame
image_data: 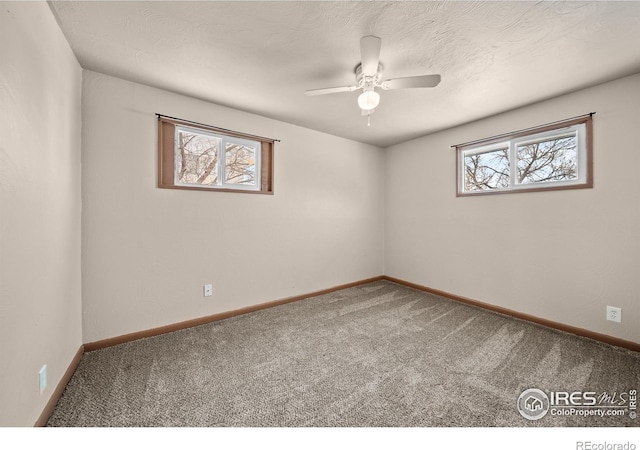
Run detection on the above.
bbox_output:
[175,126,261,191]
[158,116,274,194]
[456,115,593,196]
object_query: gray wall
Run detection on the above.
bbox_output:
[0,2,83,426]
[385,73,640,344]
[80,72,385,343]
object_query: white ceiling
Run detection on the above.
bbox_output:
[49,1,640,147]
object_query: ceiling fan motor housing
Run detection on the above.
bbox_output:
[355,62,383,90]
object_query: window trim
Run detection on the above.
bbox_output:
[455,115,593,197]
[158,116,274,194]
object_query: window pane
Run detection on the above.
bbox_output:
[516,135,577,184]
[225,142,258,186]
[464,148,509,191]
[176,130,219,186]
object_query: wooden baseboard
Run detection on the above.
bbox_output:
[35,277,384,426]
[34,345,85,427]
[33,274,637,426]
[382,275,640,353]
[84,276,386,352]
[85,274,639,353]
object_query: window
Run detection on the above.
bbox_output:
[456,115,592,196]
[158,116,274,194]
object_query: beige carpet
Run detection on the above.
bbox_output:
[47,281,639,427]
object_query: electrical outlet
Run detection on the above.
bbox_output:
[203,284,213,297]
[38,365,47,395]
[606,306,622,323]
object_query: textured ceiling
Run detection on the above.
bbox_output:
[49,1,640,147]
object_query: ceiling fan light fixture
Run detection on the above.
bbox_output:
[358,89,380,111]
[304,35,440,122]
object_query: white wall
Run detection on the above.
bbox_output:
[0,2,83,426]
[385,74,640,344]
[81,72,385,343]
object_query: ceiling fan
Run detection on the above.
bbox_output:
[305,35,441,124]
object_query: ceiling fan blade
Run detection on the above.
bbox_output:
[381,74,441,90]
[305,85,357,96]
[360,35,382,77]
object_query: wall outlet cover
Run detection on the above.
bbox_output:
[606,306,622,323]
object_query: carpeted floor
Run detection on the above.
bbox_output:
[47,281,639,427]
